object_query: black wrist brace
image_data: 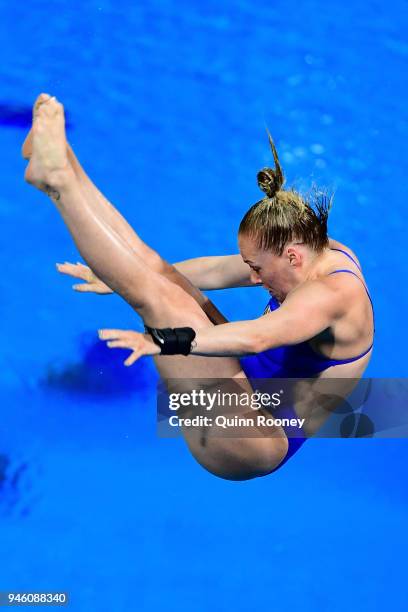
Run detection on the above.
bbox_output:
[145,326,196,355]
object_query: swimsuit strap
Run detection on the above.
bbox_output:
[330,247,362,271]
[330,342,373,363]
[327,268,375,359]
[328,269,374,312]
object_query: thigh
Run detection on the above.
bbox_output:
[164,264,229,325]
[138,269,241,379]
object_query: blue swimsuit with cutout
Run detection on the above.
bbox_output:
[240,248,375,471]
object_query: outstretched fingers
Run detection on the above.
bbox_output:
[56,261,93,292]
[56,261,113,294]
[98,328,160,365]
[98,329,129,341]
[56,261,92,279]
[123,352,140,367]
[72,283,100,292]
[106,340,129,348]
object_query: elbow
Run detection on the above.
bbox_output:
[247,333,270,355]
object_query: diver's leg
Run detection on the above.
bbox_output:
[22,111,165,259]
[22,102,225,323]
[24,95,288,479]
[24,98,226,347]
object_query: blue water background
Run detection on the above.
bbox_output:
[0,0,407,610]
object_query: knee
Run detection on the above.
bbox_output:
[150,251,169,275]
[188,436,289,482]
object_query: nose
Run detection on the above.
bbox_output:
[250,270,261,284]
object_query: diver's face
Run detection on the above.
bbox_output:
[238,234,293,302]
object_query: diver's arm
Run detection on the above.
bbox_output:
[190,279,342,356]
[56,255,255,295]
[99,277,343,364]
[173,255,258,290]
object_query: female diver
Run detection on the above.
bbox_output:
[22,94,374,481]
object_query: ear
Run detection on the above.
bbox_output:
[287,246,302,267]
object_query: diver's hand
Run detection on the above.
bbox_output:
[56,261,113,294]
[98,328,161,366]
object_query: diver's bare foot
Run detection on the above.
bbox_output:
[23,132,82,185]
[24,94,73,196]
[22,93,51,159]
[23,100,83,187]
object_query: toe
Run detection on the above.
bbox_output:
[37,93,51,104]
[21,129,33,159]
[33,93,51,118]
[43,96,64,117]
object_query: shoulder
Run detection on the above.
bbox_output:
[328,237,362,269]
[283,266,367,323]
[262,277,346,347]
[281,276,345,320]
[321,271,365,305]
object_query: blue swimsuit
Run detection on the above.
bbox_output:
[240,248,375,471]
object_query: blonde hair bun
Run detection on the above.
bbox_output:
[257,130,285,198]
[257,168,281,198]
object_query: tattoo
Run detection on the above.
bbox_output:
[45,185,61,202]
